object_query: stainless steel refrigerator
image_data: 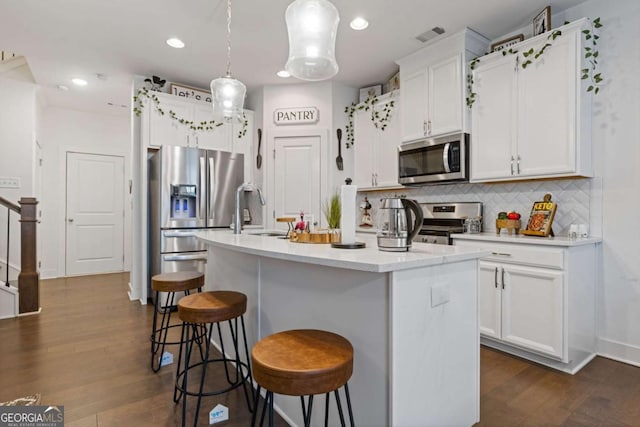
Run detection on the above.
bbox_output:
[148,145,244,304]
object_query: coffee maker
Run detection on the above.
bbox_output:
[377,198,424,252]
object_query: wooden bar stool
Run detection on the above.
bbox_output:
[150,271,204,373]
[174,291,254,427]
[251,329,355,427]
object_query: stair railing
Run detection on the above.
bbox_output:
[0,196,39,313]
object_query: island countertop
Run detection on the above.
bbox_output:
[195,229,489,273]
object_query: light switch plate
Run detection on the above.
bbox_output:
[0,177,20,188]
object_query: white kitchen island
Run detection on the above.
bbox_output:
[195,230,488,427]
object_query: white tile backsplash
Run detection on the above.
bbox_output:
[357,178,592,236]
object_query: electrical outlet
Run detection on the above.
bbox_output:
[0,177,20,188]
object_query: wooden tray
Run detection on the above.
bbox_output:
[289,231,341,244]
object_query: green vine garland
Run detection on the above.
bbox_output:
[344,93,396,148]
[133,87,248,137]
[581,17,603,94]
[466,17,603,108]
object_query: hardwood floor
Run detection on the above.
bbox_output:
[1,272,639,426]
[0,273,286,426]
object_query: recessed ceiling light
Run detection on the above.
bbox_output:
[277,70,291,78]
[71,78,88,86]
[350,17,369,30]
[56,84,69,91]
[166,38,185,48]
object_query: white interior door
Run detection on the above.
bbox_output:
[273,134,321,229]
[66,152,124,275]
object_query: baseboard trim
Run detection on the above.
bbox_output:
[597,337,640,368]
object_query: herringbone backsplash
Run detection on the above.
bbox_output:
[357,178,593,236]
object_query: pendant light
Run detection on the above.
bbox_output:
[285,0,340,81]
[210,0,246,124]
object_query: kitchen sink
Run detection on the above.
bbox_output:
[250,231,288,237]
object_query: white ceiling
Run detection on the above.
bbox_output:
[0,0,586,115]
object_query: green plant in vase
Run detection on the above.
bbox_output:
[323,194,341,229]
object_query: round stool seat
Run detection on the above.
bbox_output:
[151,271,204,293]
[252,329,353,396]
[178,291,247,324]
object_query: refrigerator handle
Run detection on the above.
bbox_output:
[199,154,206,224]
[209,155,215,224]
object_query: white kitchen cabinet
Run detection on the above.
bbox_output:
[143,92,228,149]
[141,91,254,182]
[353,92,402,189]
[479,260,564,359]
[470,18,592,182]
[454,235,599,374]
[396,28,489,142]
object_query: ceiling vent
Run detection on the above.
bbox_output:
[415,27,445,43]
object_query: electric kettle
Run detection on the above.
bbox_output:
[377,198,424,252]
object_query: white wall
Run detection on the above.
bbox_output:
[557,0,640,366]
[39,106,131,278]
[0,77,37,279]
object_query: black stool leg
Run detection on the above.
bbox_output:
[334,388,346,427]
[173,321,188,403]
[251,385,262,426]
[192,322,214,426]
[344,382,355,427]
[324,393,330,427]
[181,322,194,427]
[150,290,175,372]
[269,391,275,427]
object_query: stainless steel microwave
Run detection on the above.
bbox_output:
[398,133,469,185]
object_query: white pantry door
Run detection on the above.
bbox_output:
[273,134,321,229]
[66,152,124,275]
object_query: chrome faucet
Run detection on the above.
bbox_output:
[234,183,266,234]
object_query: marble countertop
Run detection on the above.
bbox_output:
[195,229,489,273]
[451,232,602,247]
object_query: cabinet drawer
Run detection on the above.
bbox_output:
[455,240,564,270]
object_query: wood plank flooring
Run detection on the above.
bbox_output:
[1,272,639,426]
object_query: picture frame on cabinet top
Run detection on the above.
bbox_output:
[490,34,524,52]
[169,83,212,104]
[359,84,382,102]
[533,6,551,36]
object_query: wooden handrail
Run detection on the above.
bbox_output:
[0,196,20,213]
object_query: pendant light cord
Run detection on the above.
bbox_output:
[225,0,232,77]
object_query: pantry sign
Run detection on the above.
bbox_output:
[274,107,319,125]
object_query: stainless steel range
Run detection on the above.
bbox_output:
[418,202,483,245]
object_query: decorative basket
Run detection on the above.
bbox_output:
[496,219,521,235]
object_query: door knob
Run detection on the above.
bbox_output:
[68,218,74,223]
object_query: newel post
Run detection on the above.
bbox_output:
[18,197,39,314]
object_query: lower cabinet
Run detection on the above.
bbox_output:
[479,260,563,359]
[454,236,598,373]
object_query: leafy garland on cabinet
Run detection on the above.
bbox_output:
[343,93,396,148]
[466,17,603,108]
[133,87,248,138]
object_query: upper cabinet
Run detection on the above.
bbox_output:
[396,29,490,143]
[140,91,254,182]
[470,19,593,182]
[353,92,402,189]
[142,92,230,149]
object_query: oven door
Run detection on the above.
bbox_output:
[398,133,467,184]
